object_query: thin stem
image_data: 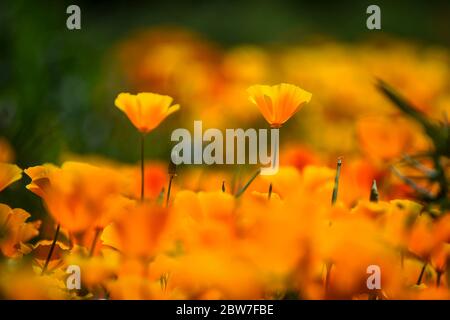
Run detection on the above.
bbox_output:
[140,133,145,201]
[166,175,174,207]
[331,158,342,205]
[41,223,60,275]
[221,181,226,193]
[89,228,102,257]
[235,168,261,198]
[416,262,427,285]
[325,158,341,297]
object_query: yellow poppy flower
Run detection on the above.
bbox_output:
[65,250,119,289]
[114,92,180,133]
[0,163,22,193]
[169,249,263,299]
[0,267,70,300]
[247,83,311,128]
[0,203,41,258]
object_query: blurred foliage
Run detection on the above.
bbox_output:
[377,80,449,211]
[0,0,449,166]
[0,0,449,211]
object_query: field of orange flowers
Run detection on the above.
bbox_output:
[0,28,449,300]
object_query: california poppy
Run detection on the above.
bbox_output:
[247,83,311,128]
[25,162,123,233]
[101,202,169,259]
[115,92,180,200]
[0,203,41,258]
[0,163,22,193]
[115,92,179,134]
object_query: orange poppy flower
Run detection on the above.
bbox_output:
[0,203,41,258]
[101,202,169,258]
[0,163,22,192]
[169,191,236,251]
[24,163,57,198]
[114,92,180,133]
[356,116,429,161]
[247,83,311,128]
[32,240,71,272]
[169,249,263,299]
[25,162,124,233]
[408,214,436,260]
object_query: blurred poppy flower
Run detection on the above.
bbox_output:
[431,243,450,277]
[169,249,263,299]
[356,116,430,162]
[0,163,22,192]
[114,92,180,134]
[65,249,120,289]
[0,203,41,258]
[0,266,70,300]
[24,163,57,198]
[247,83,311,128]
[169,191,236,251]
[32,240,71,272]
[408,214,436,261]
[102,202,169,258]
[25,162,124,233]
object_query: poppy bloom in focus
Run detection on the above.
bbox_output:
[114,92,180,134]
[247,83,311,128]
